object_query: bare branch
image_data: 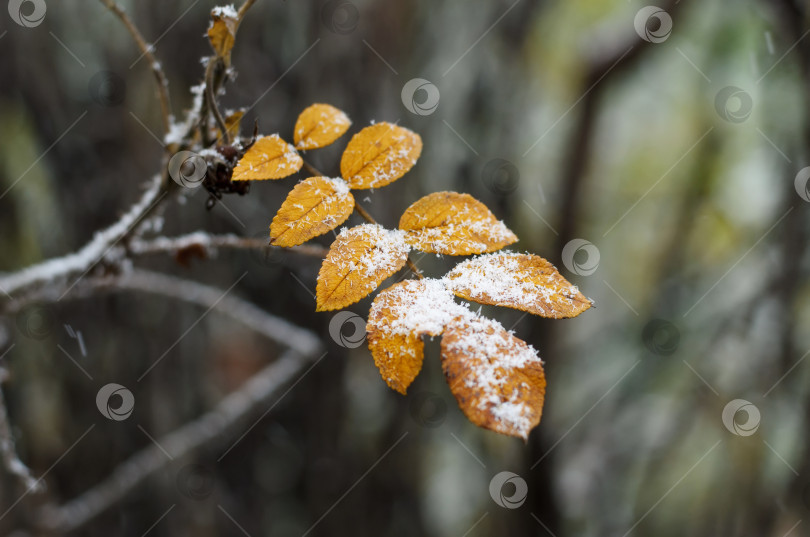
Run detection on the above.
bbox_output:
[0,176,165,299]
[129,231,328,258]
[0,373,40,493]
[237,0,259,22]
[98,0,172,134]
[37,349,316,533]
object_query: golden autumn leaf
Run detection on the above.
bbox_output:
[340,122,422,189]
[367,279,469,393]
[232,135,303,181]
[399,191,517,255]
[224,109,245,140]
[270,177,355,247]
[441,316,546,440]
[294,103,352,150]
[207,7,239,59]
[316,224,411,311]
[444,252,592,319]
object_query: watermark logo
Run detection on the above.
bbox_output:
[401,78,440,116]
[168,151,207,189]
[320,0,359,34]
[489,471,528,509]
[722,399,760,436]
[561,239,600,276]
[8,0,46,28]
[15,304,55,340]
[409,391,447,428]
[89,71,126,106]
[96,383,135,421]
[714,86,753,123]
[794,167,810,202]
[642,319,680,356]
[329,311,366,348]
[482,158,519,195]
[634,6,672,43]
[176,464,214,500]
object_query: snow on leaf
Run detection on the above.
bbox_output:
[340,122,422,189]
[270,177,354,247]
[207,7,239,59]
[441,315,546,440]
[444,252,593,319]
[367,279,469,393]
[399,191,517,255]
[231,134,303,181]
[224,109,245,140]
[316,224,411,311]
[294,103,352,150]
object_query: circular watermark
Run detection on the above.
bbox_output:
[408,391,447,428]
[634,6,672,43]
[714,86,753,124]
[482,158,519,195]
[401,78,440,116]
[328,311,366,348]
[15,303,55,340]
[96,383,135,421]
[168,151,207,189]
[642,319,680,355]
[561,239,600,276]
[489,471,528,509]
[88,71,126,106]
[320,0,359,34]
[176,464,214,500]
[794,167,810,202]
[8,0,46,28]
[721,399,760,436]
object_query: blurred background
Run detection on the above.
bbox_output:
[1,0,809,535]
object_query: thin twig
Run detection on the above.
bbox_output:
[302,160,325,177]
[237,0,259,21]
[129,232,328,258]
[205,58,231,144]
[0,373,40,493]
[98,0,171,134]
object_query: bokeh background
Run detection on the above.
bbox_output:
[1,0,809,535]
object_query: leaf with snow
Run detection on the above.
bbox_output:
[444,252,592,319]
[340,122,422,189]
[224,109,245,140]
[441,315,546,440]
[232,134,303,181]
[367,279,469,394]
[207,6,239,59]
[294,103,352,150]
[399,192,517,255]
[270,177,354,247]
[316,224,411,311]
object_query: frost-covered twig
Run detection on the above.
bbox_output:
[129,231,328,258]
[0,176,165,299]
[37,349,315,533]
[98,0,172,134]
[0,373,40,493]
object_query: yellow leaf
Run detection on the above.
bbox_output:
[399,192,517,255]
[441,316,546,440]
[224,109,245,140]
[294,104,352,150]
[316,224,410,311]
[367,279,468,393]
[207,8,239,59]
[270,177,355,247]
[232,135,303,181]
[444,252,592,319]
[340,122,422,189]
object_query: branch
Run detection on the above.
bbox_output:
[0,176,165,300]
[237,0,259,22]
[128,231,329,259]
[98,0,172,134]
[37,349,314,533]
[0,371,40,493]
